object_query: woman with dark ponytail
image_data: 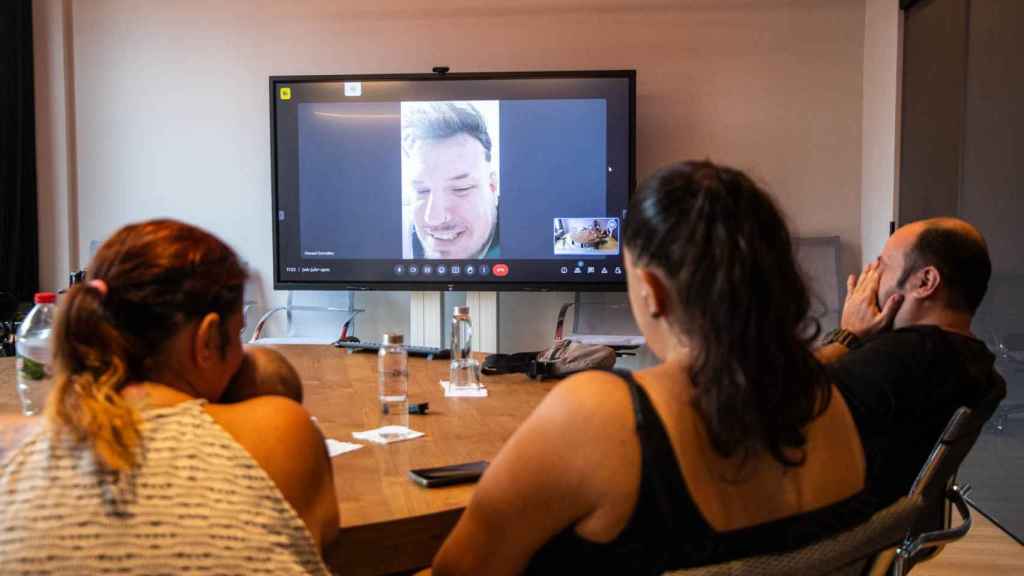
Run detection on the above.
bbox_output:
[0,219,337,574]
[433,161,872,575]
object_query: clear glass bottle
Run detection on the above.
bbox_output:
[378,332,409,435]
[16,292,58,415]
[450,306,481,389]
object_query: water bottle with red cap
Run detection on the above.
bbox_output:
[16,292,58,415]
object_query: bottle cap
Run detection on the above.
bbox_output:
[453,306,470,316]
[382,332,404,345]
[34,292,57,304]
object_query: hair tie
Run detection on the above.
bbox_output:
[88,279,109,298]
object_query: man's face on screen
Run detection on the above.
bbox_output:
[408,134,497,259]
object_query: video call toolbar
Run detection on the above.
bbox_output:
[388,261,621,278]
[392,262,504,277]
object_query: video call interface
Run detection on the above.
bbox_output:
[272,75,633,286]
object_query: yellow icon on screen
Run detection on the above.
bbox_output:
[280,87,292,101]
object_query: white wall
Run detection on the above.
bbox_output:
[860,0,900,266]
[36,0,870,351]
[33,0,75,293]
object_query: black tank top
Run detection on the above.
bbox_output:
[525,370,876,575]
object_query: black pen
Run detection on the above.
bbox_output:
[383,402,429,415]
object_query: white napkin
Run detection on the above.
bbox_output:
[325,438,363,457]
[440,380,489,397]
[352,426,425,444]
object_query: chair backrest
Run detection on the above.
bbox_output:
[908,368,1005,532]
[908,407,976,521]
[250,290,360,344]
[892,400,992,570]
[572,292,640,337]
[794,236,842,335]
[662,496,923,576]
[914,415,965,558]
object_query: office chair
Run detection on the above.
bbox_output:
[662,496,923,576]
[886,406,986,575]
[552,294,645,353]
[248,290,363,345]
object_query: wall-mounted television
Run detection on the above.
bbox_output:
[270,69,635,291]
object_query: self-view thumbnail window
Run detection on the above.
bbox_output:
[553,217,620,256]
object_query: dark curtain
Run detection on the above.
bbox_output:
[0,0,39,302]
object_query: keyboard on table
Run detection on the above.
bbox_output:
[333,340,452,359]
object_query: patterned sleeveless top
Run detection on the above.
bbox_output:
[0,399,329,575]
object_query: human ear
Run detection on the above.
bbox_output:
[914,266,942,299]
[638,270,669,318]
[193,313,223,368]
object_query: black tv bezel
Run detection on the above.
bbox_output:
[269,69,636,292]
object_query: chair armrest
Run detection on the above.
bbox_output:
[892,484,973,576]
[250,306,288,342]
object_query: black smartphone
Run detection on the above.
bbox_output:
[408,460,489,488]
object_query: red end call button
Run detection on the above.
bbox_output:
[492,263,510,277]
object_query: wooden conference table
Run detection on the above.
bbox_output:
[0,347,557,575]
[569,228,606,247]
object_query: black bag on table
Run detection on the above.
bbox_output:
[482,339,616,380]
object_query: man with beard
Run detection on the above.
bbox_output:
[818,218,1005,507]
[403,102,500,260]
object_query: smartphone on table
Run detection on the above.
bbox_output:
[408,460,489,488]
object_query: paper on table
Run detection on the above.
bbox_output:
[352,426,425,444]
[325,438,363,457]
[440,381,489,397]
[440,380,489,397]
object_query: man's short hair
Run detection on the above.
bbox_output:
[897,224,992,313]
[402,102,492,162]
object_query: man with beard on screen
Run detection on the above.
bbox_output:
[403,102,500,259]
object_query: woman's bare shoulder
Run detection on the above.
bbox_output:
[552,369,635,406]
[204,396,337,549]
[204,399,329,493]
[524,370,639,462]
[205,396,321,452]
[519,371,632,435]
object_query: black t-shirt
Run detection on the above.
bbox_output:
[826,325,1004,506]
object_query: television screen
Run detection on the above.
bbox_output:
[270,70,635,290]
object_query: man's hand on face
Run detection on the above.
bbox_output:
[841,261,903,339]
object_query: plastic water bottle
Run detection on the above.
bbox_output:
[378,332,409,436]
[16,292,58,416]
